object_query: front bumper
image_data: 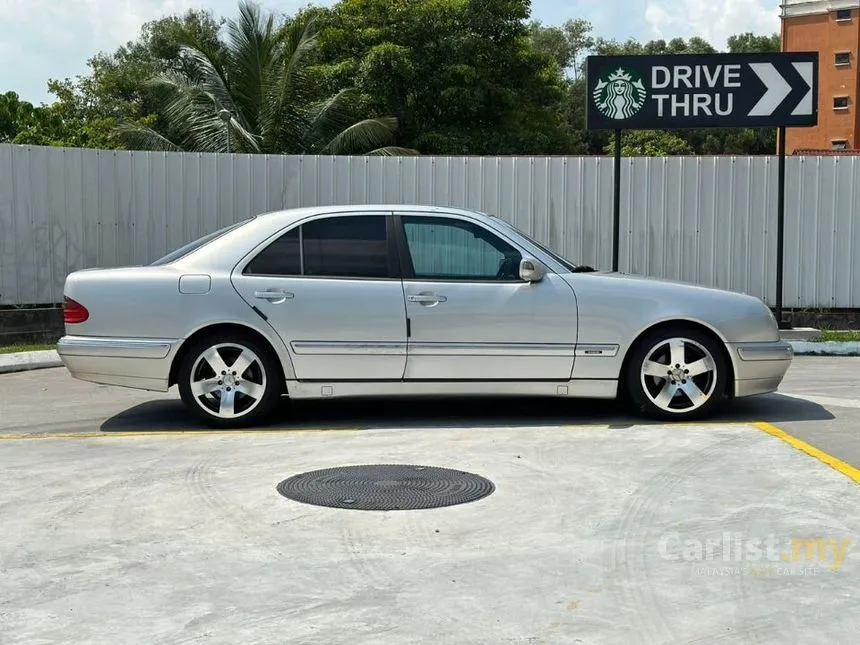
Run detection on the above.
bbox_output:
[57,335,178,392]
[728,340,793,398]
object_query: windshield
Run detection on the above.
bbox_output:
[491,217,580,272]
[150,219,252,266]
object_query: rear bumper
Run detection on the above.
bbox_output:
[728,340,793,398]
[57,335,178,392]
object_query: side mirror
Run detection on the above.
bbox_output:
[519,257,545,282]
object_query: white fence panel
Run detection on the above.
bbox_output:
[0,143,858,307]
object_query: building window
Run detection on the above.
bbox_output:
[832,140,849,150]
[835,52,851,66]
[834,96,850,109]
[836,9,852,21]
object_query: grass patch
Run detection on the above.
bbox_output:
[817,330,860,342]
[0,343,56,354]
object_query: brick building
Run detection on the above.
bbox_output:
[782,0,860,152]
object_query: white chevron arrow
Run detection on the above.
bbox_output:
[748,63,792,116]
[791,61,814,115]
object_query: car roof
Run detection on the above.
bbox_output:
[251,204,494,228]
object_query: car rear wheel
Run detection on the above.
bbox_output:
[625,327,727,421]
[178,334,281,428]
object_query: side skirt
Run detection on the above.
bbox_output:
[285,379,618,400]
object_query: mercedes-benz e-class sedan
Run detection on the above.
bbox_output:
[57,205,792,427]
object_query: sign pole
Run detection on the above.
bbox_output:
[775,126,788,329]
[612,129,622,272]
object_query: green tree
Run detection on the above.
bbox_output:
[727,33,780,54]
[0,91,93,147]
[309,0,572,155]
[593,36,716,56]
[604,130,694,156]
[118,1,411,155]
[38,9,225,149]
[528,18,594,79]
[0,92,37,142]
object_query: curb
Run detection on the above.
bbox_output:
[789,341,860,357]
[0,350,63,374]
[1,339,859,376]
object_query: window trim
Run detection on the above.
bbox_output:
[833,95,850,110]
[394,213,530,284]
[835,52,851,66]
[239,212,401,281]
[835,8,853,21]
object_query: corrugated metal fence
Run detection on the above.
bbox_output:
[1,143,858,307]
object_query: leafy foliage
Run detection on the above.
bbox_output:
[604,130,693,156]
[307,0,573,154]
[2,0,784,157]
[117,1,410,155]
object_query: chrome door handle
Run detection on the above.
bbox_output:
[254,289,294,302]
[407,294,447,304]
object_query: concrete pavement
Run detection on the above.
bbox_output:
[2,422,859,644]
[1,358,859,644]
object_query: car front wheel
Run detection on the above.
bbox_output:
[625,327,728,421]
[178,334,282,428]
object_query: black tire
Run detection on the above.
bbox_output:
[177,332,282,428]
[624,326,728,421]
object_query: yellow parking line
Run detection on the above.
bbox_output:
[754,422,860,484]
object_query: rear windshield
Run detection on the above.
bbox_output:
[150,219,252,266]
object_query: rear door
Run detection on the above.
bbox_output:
[231,212,407,381]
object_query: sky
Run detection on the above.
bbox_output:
[0,0,782,105]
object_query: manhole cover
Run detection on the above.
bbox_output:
[276,464,495,511]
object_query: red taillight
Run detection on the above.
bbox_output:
[63,296,89,324]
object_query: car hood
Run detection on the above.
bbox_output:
[574,270,758,299]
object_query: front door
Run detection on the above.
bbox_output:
[231,213,407,381]
[397,213,579,381]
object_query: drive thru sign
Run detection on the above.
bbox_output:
[585,51,819,328]
[585,53,819,130]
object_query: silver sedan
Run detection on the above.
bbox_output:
[57,205,792,427]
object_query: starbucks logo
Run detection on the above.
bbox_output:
[593,67,647,120]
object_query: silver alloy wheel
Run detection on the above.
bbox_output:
[639,337,718,414]
[189,343,267,419]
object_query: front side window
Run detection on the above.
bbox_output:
[402,216,522,281]
[244,215,390,279]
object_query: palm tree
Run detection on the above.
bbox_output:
[117,1,416,155]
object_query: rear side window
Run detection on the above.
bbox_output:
[303,215,389,278]
[245,228,300,275]
[150,219,250,265]
[244,215,391,278]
